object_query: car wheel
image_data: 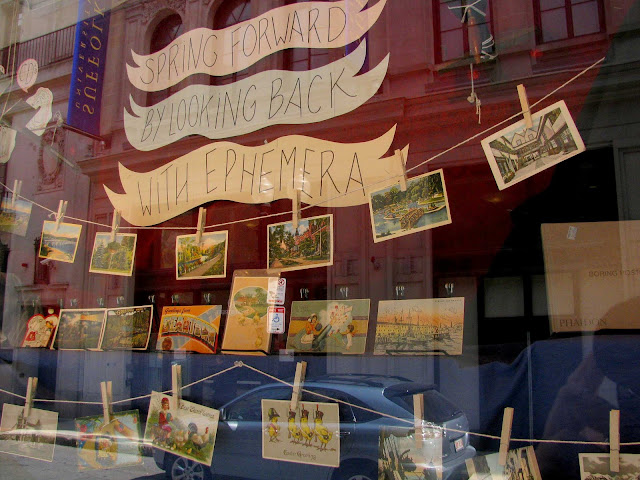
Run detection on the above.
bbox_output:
[166,455,212,480]
[333,461,378,480]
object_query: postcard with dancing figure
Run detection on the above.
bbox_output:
[51,308,106,350]
[99,305,153,351]
[157,305,222,353]
[466,446,542,480]
[75,410,142,470]
[286,299,370,354]
[262,399,339,468]
[374,298,464,355]
[221,275,276,354]
[0,196,32,236]
[89,232,138,277]
[39,220,82,263]
[144,392,219,466]
[0,403,58,461]
[267,214,333,272]
[21,311,59,348]
[175,231,228,280]
[481,100,585,190]
[579,453,640,480]
[368,169,452,243]
[379,425,442,480]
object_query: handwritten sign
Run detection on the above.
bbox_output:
[25,87,53,136]
[105,126,408,226]
[17,59,38,92]
[124,41,387,151]
[127,0,386,92]
[0,125,17,163]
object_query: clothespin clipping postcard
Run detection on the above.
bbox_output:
[11,179,22,207]
[100,380,113,425]
[395,149,408,192]
[289,361,307,412]
[110,210,120,242]
[413,393,425,448]
[498,407,514,466]
[172,363,182,410]
[54,200,67,232]
[517,84,533,129]
[610,409,620,472]
[195,207,206,245]
[24,376,38,418]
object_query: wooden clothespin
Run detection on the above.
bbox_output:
[110,210,120,242]
[172,363,182,410]
[24,376,38,418]
[289,361,307,412]
[290,190,301,229]
[11,179,22,207]
[517,84,533,129]
[610,409,620,472]
[395,149,407,192]
[53,200,67,232]
[413,393,425,448]
[498,407,515,466]
[100,380,113,424]
[195,207,206,245]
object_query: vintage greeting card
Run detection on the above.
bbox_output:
[39,220,82,263]
[286,299,370,354]
[21,312,59,348]
[0,196,32,236]
[374,298,465,355]
[176,231,228,280]
[466,446,542,480]
[89,232,138,277]
[0,403,58,461]
[99,306,153,351]
[51,308,106,350]
[157,305,222,353]
[379,425,442,480]
[267,214,333,272]
[481,100,585,190]
[75,410,142,470]
[262,399,339,468]
[579,453,640,480]
[368,169,452,243]
[144,392,219,466]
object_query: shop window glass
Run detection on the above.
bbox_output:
[535,0,604,43]
[146,14,184,106]
[212,0,252,85]
[435,0,494,63]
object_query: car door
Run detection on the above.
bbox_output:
[211,386,290,479]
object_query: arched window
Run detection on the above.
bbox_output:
[283,0,330,72]
[146,14,184,106]
[212,0,252,85]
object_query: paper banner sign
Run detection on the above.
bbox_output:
[0,125,17,163]
[25,87,53,137]
[127,0,387,92]
[124,41,387,151]
[106,125,407,226]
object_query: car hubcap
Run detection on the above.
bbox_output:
[172,458,205,480]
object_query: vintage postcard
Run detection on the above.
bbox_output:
[99,305,153,351]
[39,220,82,263]
[466,446,542,480]
[21,313,59,348]
[481,100,585,190]
[0,197,32,236]
[374,298,465,355]
[262,399,339,468]
[379,425,442,480]
[286,299,370,354]
[89,232,138,277]
[157,305,222,353]
[144,391,219,466]
[579,453,640,479]
[368,169,452,243]
[221,275,276,354]
[175,231,228,280]
[267,214,333,272]
[51,308,106,350]
[0,403,58,462]
[75,410,142,470]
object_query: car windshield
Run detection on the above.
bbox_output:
[384,388,462,423]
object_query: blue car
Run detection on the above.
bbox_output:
[154,374,475,480]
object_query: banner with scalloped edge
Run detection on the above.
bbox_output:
[124,41,387,151]
[126,0,387,92]
[105,125,407,226]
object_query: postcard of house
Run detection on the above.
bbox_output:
[157,305,222,353]
[481,100,585,190]
[579,453,640,480]
[368,169,452,243]
[21,313,59,348]
[0,197,32,236]
[0,403,58,462]
[286,299,370,354]
[267,214,333,272]
[144,392,219,466]
[89,232,138,277]
[374,298,464,355]
[262,399,339,467]
[51,308,106,350]
[99,305,153,351]
[379,425,442,480]
[75,410,142,470]
[39,220,82,263]
[175,231,228,280]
